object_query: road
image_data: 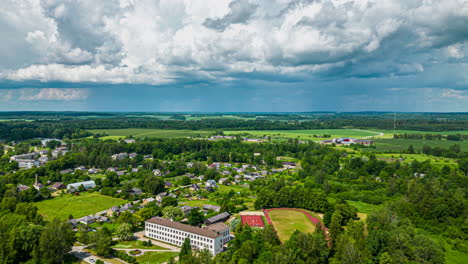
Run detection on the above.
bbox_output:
[71,245,113,264]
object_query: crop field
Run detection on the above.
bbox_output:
[185,115,258,121]
[35,192,126,220]
[224,129,380,141]
[364,139,468,152]
[88,128,213,139]
[366,129,468,139]
[267,209,317,241]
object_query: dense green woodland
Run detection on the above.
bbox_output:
[0,131,466,263]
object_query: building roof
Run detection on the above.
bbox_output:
[205,212,231,224]
[146,217,222,239]
[205,222,230,232]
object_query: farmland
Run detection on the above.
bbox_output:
[224,129,380,141]
[88,128,213,139]
[35,192,127,220]
[363,139,468,152]
[267,209,317,241]
[367,129,468,139]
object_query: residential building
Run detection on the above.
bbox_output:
[203,204,221,213]
[204,212,231,225]
[145,217,231,255]
[51,182,66,190]
[111,153,128,160]
[16,159,40,169]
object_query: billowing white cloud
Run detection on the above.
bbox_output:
[0,0,467,86]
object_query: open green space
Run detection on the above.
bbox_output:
[35,192,127,220]
[179,199,219,208]
[135,251,178,264]
[346,200,382,215]
[268,209,316,242]
[112,240,167,250]
[88,128,213,139]
[186,115,257,121]
[224,129,380,141]
[445,249,468,264]
[364,139,468,152]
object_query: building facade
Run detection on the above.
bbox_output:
[145,217,230,256]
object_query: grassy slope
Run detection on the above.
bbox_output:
[88,128,212,139]
[35,192,127,220]
[135,252,178,264]
[268,210,316,242]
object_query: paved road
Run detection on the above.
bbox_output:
[71,245,112,264]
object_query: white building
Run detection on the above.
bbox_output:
[16,159,40,169]
[145,217,231,256]
[111,153,128,160]
[66,180,96,191]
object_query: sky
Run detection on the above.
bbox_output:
[0,0,467,112]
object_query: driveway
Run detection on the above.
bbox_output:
[71,245,111,264]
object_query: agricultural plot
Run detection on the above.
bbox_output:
[266,209,317,241]
[364,139,468,152]
[35,192,127,220]
[224,129,380,141]
[88,128,213,139]
[367,129,468,139]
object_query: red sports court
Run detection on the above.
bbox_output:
[241,215,265,227]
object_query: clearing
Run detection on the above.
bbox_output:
[135,251,178,264]
[35,192,127,220]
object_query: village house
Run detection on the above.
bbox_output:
[123,139,136,144]
[203,204,221,213]
[51,182,66,191]
[111,153,128,160]
[204,212,231,225]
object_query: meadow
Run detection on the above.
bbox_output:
[224,129,380,141]
[88,128,213,139]
[267,209,317,241]
[35,192,126,220]
[367,129,468,139]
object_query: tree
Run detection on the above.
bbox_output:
[162,206,184,221]
[39,218,74,263]
[161,196,178,207]
[187,208,205,226]
[179,237,192,263]
[143,175,165,195]
[93,228,113,256]
[407,145,415,154]
[117,211,138,228]
[329,210,343,246]
[116,223,133,241]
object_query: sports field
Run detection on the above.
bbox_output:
[224,129,380,141]
[265,209,317,241]
[88,128,213,139]
[35,192,127,220]
[241,215,265,227]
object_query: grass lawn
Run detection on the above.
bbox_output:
[225,129,380,141]
[179,198,218,208]
[346,200,381,215]
[135,251,178,264]
[88,128,213,139]
[217,185,250,193]
[372,153,458,167]
[268,209,316,242]
[112,240,167,250]
[445,249,468,264]
[35,192,127,220]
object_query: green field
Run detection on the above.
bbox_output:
[135,252,178,264]
[446,249,468,264]
[88,128,213,139]
[35,192,127,220]
[186,115,257,121]
[268,209,316,241]
[346,200,382,215]
[364,139,468,152]
[224,129,380,141]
